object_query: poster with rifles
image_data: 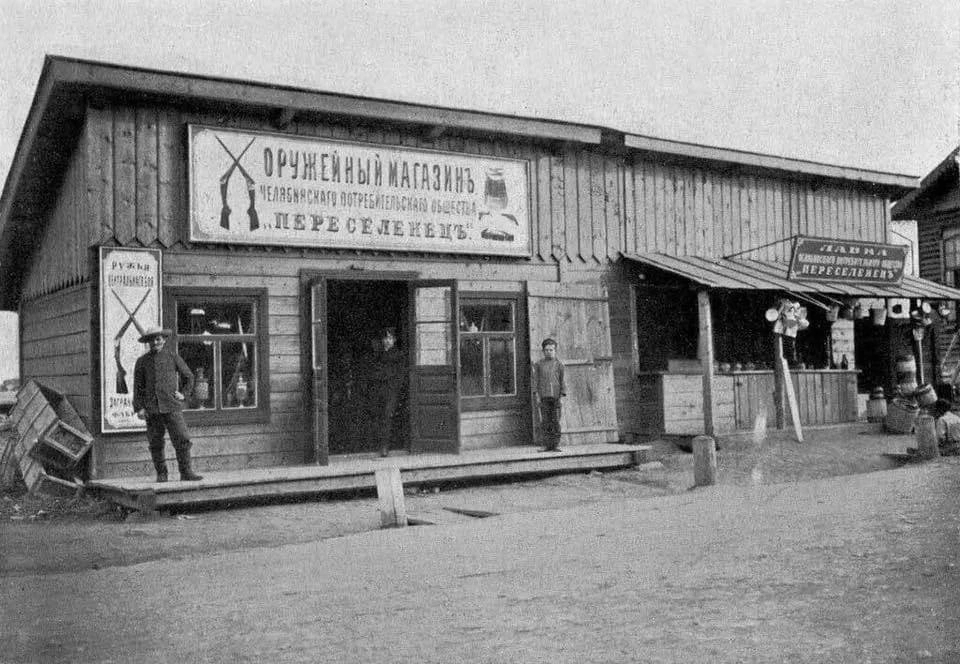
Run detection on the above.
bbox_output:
[99,247,162,433]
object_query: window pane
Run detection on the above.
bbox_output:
[415,322,451,365]
[489,337,516,395]
[459,303,513,332]
[179,341,215,410]
[460,338,484,395]
[177,300,256,335]
[414,287,451,321]
[222,341,256,408]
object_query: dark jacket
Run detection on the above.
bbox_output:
[133,348,195,414]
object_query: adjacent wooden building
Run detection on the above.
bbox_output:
[2,57,953,480]
[892,147,960,384]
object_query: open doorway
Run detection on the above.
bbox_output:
[326,280,409,455]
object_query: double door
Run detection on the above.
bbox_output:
[308,277,460,463]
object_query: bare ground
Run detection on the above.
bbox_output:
[1,423,958,662]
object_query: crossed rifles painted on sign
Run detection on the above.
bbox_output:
[215,135,260,231]
[111,288,151,394]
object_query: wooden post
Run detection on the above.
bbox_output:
[780,356,804,443]
[773,334,786,429]
[375,467,407,528]
[915,413,940,460]
[692,435,717,486]
[697,290,715,437]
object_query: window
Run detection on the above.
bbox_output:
[458,295,524,409]
[944,227,960,287]
[166,288,269,424]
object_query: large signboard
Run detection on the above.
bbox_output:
[188,125,531,256]
[99,247,162,433]
[788,236,907,284]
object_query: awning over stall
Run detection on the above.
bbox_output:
[622,252,960,301]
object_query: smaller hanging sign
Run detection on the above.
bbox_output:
[99,247,162,433]
[788,236,907,285]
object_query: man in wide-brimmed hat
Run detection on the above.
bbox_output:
[132,326,203,482]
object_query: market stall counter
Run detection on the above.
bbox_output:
[636,368,859,436]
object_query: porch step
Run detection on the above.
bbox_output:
[88,443,650,512]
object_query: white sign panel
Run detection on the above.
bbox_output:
[189,125,530,256]
[99,247,162,433]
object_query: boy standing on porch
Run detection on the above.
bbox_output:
[535,338,566,452]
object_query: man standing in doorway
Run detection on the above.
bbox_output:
[133,326,203,482]
[373,327,406,457]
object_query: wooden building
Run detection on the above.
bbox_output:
[2,57,955,481]
[892,147,960,385]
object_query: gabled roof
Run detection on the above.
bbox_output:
[891,146,960,220]
[0,56,920,309]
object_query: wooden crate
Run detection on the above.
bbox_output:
[32,420,94,469]
[7,379,94,495]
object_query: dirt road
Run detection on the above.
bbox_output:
[2,457,958,663]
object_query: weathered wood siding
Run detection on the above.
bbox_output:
[624,159,892,261]
[607,279,642,439]
[917,211,960,282]
[21,135,89,300]
[74,99,899,474]
[732,370,859,429]
[460,410,527,450]
[82,101,893,267]
[95,249,547,478]
[19,283,91,425]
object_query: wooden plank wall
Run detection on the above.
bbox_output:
[21,136,88,300]
[81,101,893,269]
[916,211,960,281]
[460,409,527,450]
[732,370,858,429]
[96,249,550,478]
[19,283,91,425]
[623,158,891,261]
[660,373,736,435]
[607,279,643,439]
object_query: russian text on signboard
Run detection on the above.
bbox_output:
[189,125,531,256]
[788,236,907,284]
[99,247,162,433]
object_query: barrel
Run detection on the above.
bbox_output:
[884,398,918,434]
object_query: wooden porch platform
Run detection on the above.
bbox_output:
[87,443,650,512]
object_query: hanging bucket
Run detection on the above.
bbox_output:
[826,305,840,322]
[916,384,937,407]
[871,307,887,325]
[884,398,918,434]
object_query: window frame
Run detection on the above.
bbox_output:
[943,226,960,287]
[164,286,270,426]
[457,292,526,412]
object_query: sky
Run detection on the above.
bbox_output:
[0,0,958,379]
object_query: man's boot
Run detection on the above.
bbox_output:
[150,446,168,483]
[174,443,203,482]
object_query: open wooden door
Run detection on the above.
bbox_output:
[527,281,618,446]
[309,278,329,464]
[408,280,460,454]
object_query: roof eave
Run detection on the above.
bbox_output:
[891,147,960,220]
[624,133,917,196]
